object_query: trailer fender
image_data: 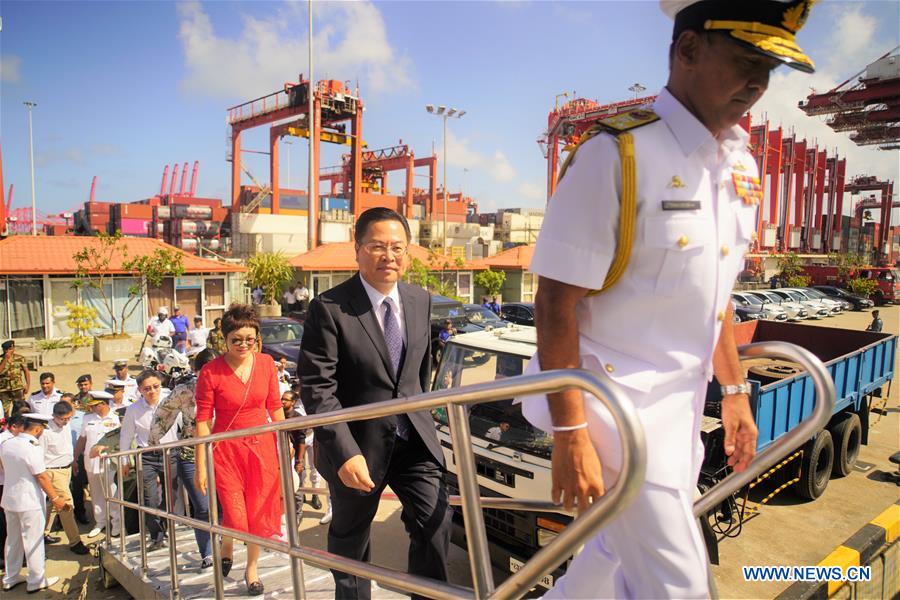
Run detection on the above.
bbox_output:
[860,396,870,446]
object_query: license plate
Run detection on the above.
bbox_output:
[509,556,554,589]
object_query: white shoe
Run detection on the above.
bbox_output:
[27,576,59,593]
[319,508,332,525]
[2,574,26,591]
[88,526,104,538]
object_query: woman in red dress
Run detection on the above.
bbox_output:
[194,304,285,595]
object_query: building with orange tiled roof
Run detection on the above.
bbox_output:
[288,241,480,303]
[469,244,537,304]
[0,236,246,341]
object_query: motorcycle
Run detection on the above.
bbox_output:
[139,334,192,380]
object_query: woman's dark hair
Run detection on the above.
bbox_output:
[221,303,260,338]
[194,348,216,372]
[354,207,411,243]
[12,400,31,415]
[136,369,162,387]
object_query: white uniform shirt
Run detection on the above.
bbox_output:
[120,396,179,451]
[40,418,74,468]
[522,87,758,490]
[485,427,503,441]
[80,411,121,475]
[0,433,47,512]
[148,317,176,339]
[188,328,209,351]
[283,289,297,304]
[120,376,139,403]
[28,389,62,416]
[0,429,15,485]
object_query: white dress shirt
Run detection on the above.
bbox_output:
[148,317,176,340]
[80,411,121,475]
[41,419,74,468]
[188,328,209,351]
[120,396,180,452]
[28,389,62,416]
[0,433,47,512]
[359,276,406,343]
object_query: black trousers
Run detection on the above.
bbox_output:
[327,433,452,600]
[70,456,89,519]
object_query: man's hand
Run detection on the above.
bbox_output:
[71,461,79,477]
[721,394,758,472]
[89,445,107,459]
[338,454,375,492]
[51,496,68,511]
[551,429,605,513]
[122,464,130,478]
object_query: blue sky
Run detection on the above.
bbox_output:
[1,0,898,218]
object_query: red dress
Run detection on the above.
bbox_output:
[195,353,283,538]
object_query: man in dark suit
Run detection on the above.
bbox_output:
[299,207,451,600]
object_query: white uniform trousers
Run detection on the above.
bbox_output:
[543,482,709,599]
[87,470,120,534]
[3,508,47,587]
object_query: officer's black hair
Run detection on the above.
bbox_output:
[12,400,30,415]
[52,401,74,417]
[354,207,411,243]
[1,340,13,351]
[39,372,55,382]
[194,348,216,373]
[6,413,26,429]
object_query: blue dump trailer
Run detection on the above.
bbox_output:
[432,321,897,584]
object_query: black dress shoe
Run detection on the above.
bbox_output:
[310,495,322,510]
[69,542,89,555]
[221,557,233,577]
[244,575,264,596]
[43,534,60,544]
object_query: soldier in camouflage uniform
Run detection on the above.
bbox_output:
[0,341,30,417]
[206,318,227,356]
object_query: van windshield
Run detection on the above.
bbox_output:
[432,344,553,459]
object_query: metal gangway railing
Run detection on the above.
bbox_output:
[97,341,834,600]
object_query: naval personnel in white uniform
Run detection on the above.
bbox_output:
[112,360,139,403]
[76,392,121,538]
[27,373,62,417]
[1,414,64,593]
[521,1,817,597]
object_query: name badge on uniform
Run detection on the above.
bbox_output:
[662,200,701,211]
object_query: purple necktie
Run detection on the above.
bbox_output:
[382,299,411,439]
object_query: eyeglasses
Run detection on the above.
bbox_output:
[361,242,408,257]
[229,337,258,346]
[140,384,162,392]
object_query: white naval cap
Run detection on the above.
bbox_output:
[659,0,815,73]
[88,390,115,400]
[22,413,51,424]
[105,378,128,388]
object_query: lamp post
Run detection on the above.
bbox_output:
[24,101,37,235]
[307,0,316,250]
[425,104,465,253]
[628,83,646,100]
[284,139,293,188]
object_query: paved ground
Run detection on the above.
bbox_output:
[5,306,897,598]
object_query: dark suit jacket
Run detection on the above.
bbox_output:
[298,274,443,488]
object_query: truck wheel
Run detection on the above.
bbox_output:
[797,430,833,500]
[830,413,861,477]
[873,291,885,306]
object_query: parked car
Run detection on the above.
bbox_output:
[431,295,481,361]
[785,288,843,315]
[812,285,874,311]
[464,304,510,331]
[771,289,830,319]
[800,287,853,312]
[259,317,304,374]
[500,302,536,326]
[731,292,788,322]
[732,300,763,322]
[748,290,808,321]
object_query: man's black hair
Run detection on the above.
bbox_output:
[40,372,55,382]
[53,401,74,417]
[354,207,411,243]
[136,369,162,387]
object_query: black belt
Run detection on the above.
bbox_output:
[47,466,71,470]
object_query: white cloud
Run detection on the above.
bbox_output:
[1,55,22,84]
[493,151,516,183]
[752,5,897,185]
[177,1,413,100]
[439,132,518,183]
[518,180,545,201]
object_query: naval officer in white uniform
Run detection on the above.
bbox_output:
[521,1,817,597]
[1,413,65,593]
[27,372,62,417]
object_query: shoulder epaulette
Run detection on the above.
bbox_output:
[558,108,658,182]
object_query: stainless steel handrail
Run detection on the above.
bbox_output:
[100,368,646,600]
[693,341,836,517]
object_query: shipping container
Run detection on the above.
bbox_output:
[119,218,151,236]
[176,238,221,251]
[119,204,154,219]
[172,204,213,219]
[155,206,172,219]
[167,195,222,208]
[172,220,221,237]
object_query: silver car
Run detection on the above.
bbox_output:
[731,292,788,321]
[773,289,830,319]
[749,290,809,321]
[795,287,847,314]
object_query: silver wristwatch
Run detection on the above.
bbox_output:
[720,383,751,396]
